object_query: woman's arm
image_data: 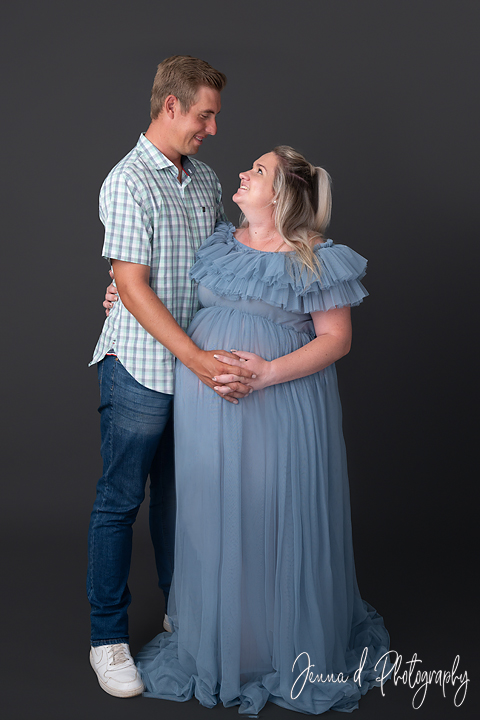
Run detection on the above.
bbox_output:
[212,307,352,393]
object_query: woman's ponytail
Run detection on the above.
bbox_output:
[313,166,332,235]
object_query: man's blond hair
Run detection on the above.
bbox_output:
[150,55,227,119]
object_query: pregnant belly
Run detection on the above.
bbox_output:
[187,305,314,361]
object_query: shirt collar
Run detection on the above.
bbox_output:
[182,156,196,176]
[137,134,196,175]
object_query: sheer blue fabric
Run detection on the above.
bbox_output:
[136,223,390,714]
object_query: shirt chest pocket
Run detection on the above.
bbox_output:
[193,204,216,238]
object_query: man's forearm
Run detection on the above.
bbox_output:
[111,259,253,401]
[119,279,199,365]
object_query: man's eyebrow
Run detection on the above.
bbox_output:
[201,109,221,115]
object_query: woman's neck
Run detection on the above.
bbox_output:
[240,219,286,251]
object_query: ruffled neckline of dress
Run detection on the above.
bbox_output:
[190,221,369,313]
[230,225,333,255]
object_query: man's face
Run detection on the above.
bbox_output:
[171,86,221,156]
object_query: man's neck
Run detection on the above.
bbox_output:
[144,124,183,179]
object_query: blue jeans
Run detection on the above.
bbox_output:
[87,354,175,646]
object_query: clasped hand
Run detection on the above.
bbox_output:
[187,349,257,404]
[212,351,273,393]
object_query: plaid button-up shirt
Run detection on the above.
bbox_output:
[90,134,226,393]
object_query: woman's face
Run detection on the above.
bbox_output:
[232,152,278,213]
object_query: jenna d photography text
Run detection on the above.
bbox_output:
[291,649,469,709]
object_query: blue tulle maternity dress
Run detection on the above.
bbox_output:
[136,222,390,715]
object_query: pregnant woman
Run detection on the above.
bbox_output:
[109,145,390,714]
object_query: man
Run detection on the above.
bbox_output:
[88,55,251,698]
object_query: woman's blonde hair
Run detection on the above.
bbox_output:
[270,145,332,277]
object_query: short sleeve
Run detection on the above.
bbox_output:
[301,242,368,312]
[99,172,153,266]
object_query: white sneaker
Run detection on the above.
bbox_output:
[163,614,172,632]
[90,643,144,698]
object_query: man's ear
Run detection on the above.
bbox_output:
[164,94,178,119]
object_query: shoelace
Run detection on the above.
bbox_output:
[109,644,130,666]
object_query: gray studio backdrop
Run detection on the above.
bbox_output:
[2,2,477,719]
